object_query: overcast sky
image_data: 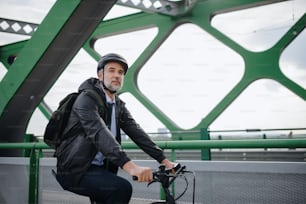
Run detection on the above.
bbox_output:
[0,0,305,136]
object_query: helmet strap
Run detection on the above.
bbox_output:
[101,70,117,94]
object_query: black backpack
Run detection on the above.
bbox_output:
[43,89,103,149]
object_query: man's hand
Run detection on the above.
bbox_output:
[161,159,177,170]
[123,161,153,182]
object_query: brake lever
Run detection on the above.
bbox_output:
[147,178,159,187]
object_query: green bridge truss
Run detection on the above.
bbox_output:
[0,0,305,155]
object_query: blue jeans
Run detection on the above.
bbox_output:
[57,165,132,204]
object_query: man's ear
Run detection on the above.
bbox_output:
[97,70,103,80]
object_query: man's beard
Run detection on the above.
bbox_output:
[104,81,122,92]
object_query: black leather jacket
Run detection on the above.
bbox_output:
[55,78,165,185]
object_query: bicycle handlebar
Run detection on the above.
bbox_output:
[132,163,195,204]
[132,163,183,182]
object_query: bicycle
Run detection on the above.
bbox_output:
[133,163,196,204]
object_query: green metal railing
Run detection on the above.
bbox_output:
[1,138,306,204]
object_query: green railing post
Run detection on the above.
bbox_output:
[201,128,211,160]
[23,134,38,157]
[28,148,40,204]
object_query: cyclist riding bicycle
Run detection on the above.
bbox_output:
[54,53,176,204]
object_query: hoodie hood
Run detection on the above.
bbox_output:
[78,77,101,92]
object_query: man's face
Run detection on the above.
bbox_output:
[98,61,125,92]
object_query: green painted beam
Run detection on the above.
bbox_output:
[0,1,80,112]
[192,2,306,129]
[1,0,304,144]
[0,0,82,154]
[84,12,182,130]
[0,40,27,68]
[0,0,119,157]
[82,0,306,138]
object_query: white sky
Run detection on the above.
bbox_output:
[0,0,305,137]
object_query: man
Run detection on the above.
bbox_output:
[55,53,175,204]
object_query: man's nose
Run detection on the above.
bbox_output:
[114,71,122,78]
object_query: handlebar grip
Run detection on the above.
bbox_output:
[132,176,138,181]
